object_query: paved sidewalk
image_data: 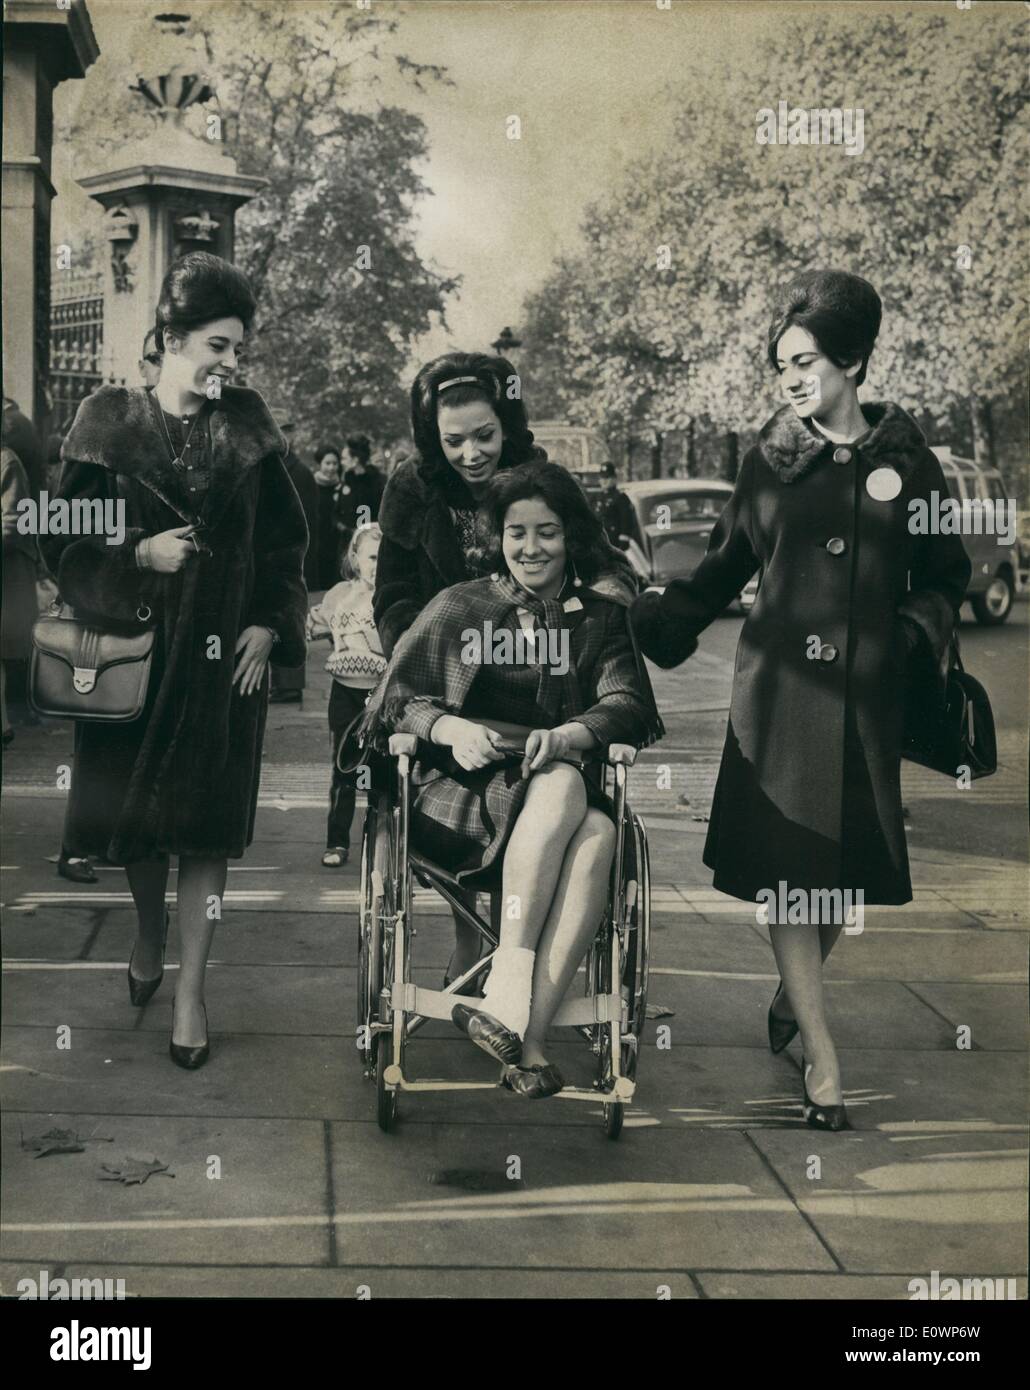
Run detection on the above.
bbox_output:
[2,646,1027,1299]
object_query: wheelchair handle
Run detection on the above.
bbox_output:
[388,733,419,757]
[606,743,638,767]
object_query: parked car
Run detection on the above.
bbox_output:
[930,447,1021,625]
[615,478,752,612]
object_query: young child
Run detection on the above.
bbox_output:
[306,523,386,867]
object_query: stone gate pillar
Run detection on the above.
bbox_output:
[2,0,98,430]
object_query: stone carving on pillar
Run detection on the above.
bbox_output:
[104,206,138,293]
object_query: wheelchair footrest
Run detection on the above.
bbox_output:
[390,983,625,1027]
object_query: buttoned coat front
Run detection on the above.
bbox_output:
[632,402,972,904]
[41,385,308,864]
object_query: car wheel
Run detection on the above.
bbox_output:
[971,572,1014,626]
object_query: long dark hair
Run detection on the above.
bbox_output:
[409,351,539,485]
[155,252,257,351]
[476,461,610,586]
[767,269,882,387]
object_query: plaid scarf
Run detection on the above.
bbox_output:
[358,572,591,748]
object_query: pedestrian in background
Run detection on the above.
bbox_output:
[632,269,971,1131]
[307,523,386,867]
[596,461,635,549]
[313,443,343,590]
[1,446,38,746]
[336,433,384,558]
[42,250,307,1071]
[268,410,319,706]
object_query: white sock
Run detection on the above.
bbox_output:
[481,945,535,1038]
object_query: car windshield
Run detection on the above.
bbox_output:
[639,491,727,525]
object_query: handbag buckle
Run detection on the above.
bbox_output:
[73,666,97,694]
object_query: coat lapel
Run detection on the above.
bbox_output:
[757,401,928,484]
[62,384,285,529]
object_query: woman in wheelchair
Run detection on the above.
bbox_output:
[362,462,662,1098]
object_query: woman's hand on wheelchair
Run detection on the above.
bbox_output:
[522,727,571,776]
[446,719,507,771]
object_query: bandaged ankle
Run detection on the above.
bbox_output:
[480,945,535,1038]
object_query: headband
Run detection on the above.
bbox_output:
[437,375,484,394]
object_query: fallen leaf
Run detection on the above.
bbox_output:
[645,1003,675,1020]
[22,1127,86,1158]
[98,1154,175,1186]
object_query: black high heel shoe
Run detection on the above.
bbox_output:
[169,1002,209,1071]
[767,981,799,1054]
[127,908,170,1007]
[802,1065,849,1131]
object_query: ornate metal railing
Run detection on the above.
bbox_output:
[50,272,104,430]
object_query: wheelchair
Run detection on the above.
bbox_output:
[355,732,651,1139]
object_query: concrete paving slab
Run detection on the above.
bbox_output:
[699,1271,1027,1299]
[133,965,347,1036]
[1,908,99,961]
[0,1027,348,1120]
[0,1112,329,1267]
[631,976,956,1052]
[904,984,1029,1052]
[87,909,353,968]
[750,1129,1028,1275]
[754,920,1028,984]
[827,1049,1029,1131]
[328,1123,836,1273]
[0,1262,699,1298]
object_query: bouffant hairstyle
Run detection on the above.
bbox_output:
[410,351,538,484]
[315,444,341,464]
[155,252,257,352]
[767,269,882,387]
[344,434,371,466]
[477,461,611,586]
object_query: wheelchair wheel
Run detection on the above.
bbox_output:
[356,795,391,1067]
[602,1101,624,1140]
[374,1030,397,1132]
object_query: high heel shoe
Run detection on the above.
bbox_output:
[767,981,799,1054]
[801,1066,849,1131]
[169,1002,209,1070]
[127,908,170,1007]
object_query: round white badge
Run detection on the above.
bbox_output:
[866,466,903,501]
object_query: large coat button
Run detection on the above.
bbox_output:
[820,643,839,663]
[826,537,846,555]
[833,446,852,464]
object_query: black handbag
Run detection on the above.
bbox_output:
[902,634,997,780]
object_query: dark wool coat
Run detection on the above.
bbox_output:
[336,465,385,533]
[367,574,662,885]
[632,402,972,905]
[41,385,307,864]
[374,451,637,659]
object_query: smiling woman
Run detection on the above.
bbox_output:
[40,251,308,1073]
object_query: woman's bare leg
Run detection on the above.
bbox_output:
[768,922,842,1105]
[173,855,227,1047]
[498,764,588,949]
[521,809,616,1068]
[770,920,845,1024]
[125,855,171,979]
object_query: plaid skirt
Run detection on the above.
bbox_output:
[410,754,611,889]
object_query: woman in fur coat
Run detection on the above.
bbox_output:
[42,253,307,1070]
[632,270,971,1130]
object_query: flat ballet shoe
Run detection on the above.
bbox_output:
[451,1003,523,1066]
[501,1062,564,1099]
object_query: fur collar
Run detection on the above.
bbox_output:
[757,401,928,483]
[63,385,285,528]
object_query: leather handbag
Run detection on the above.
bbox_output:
[902,635,997,780]
[29,600,155,723]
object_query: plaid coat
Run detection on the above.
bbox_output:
[365,574,662,885]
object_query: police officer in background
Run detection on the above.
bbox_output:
[596,461,635,550]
